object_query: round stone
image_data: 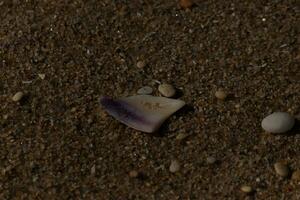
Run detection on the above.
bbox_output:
[274,162,290,177]
[137,86,153,95]
[215,89,227,100]
[292,170,300,181]
[12,91,24,102]
[206,156,217,164]
[169,160,180,173]
[158,84,176,97]
[240,185,253,194]
[261,112,295,134]
[136,60,146,69]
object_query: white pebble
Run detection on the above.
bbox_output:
[169,160,180,173]
[158,84,176,97]
[12,91,24,102]
[274,162,290,177]
[261,112,295,133]
[137,86,153,95]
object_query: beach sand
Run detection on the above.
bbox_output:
[1,0,299,199]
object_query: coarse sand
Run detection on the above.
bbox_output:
[0,1,300,199]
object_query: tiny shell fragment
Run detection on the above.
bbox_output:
[38,73,46,80]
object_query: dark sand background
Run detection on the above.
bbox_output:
[1,0,299,199]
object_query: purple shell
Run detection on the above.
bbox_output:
[100,95,185,133]
[100,96,151,126]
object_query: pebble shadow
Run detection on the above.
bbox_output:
[19,94,30,106]
[284,119,300,136]
[225,93,236,101]
[173,89,184,99]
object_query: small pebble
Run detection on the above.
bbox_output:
[176,133,189,141]
[206,156,217,164]
[292,170,300,181]
[169,160,180,173]
[129,170,139,178]
[274,162,290,177]
[179,0,194,9]
[261,112,295,134]
[12,91,24,102]
[215,88,227,100]
[136,60,146,69]
[240,185,253,194]
[158,83,176,97]
[137,86,153,95]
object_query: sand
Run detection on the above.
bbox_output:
[1,0,299,199]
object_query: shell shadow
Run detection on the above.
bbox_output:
[150,104,195,137]
[225,93,236,101]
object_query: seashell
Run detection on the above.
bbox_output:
[100,95,185,133]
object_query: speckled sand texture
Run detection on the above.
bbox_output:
[0,1,299,199]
